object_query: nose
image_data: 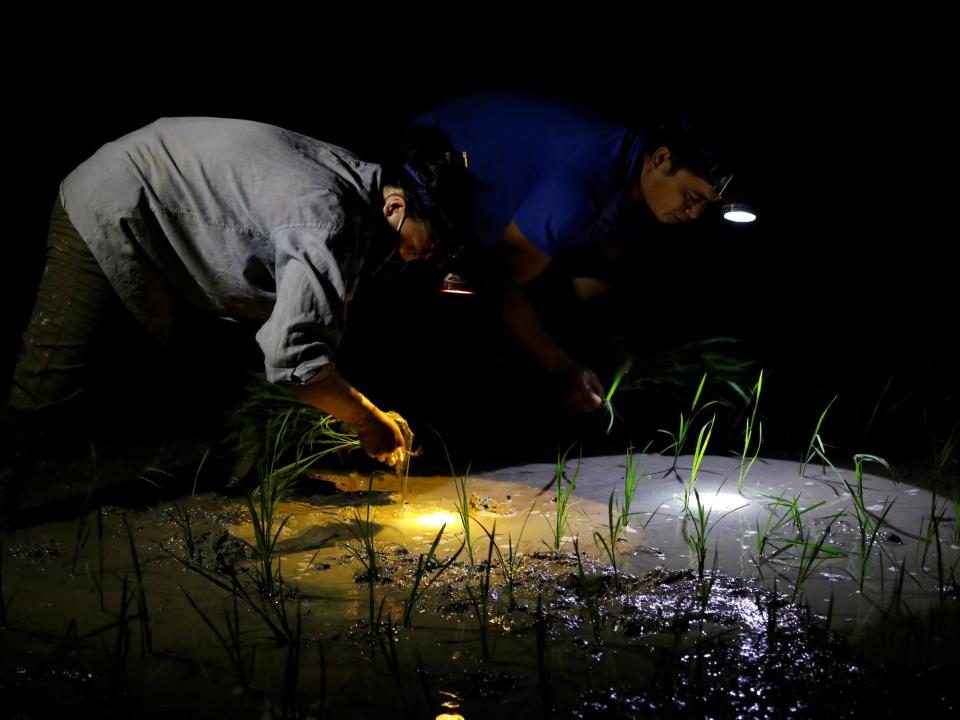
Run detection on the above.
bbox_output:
[685,202,706,221]
[400,243,435,262]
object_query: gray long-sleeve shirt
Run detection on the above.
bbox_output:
[60,117,383,384]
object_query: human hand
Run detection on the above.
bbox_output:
[556,364,605,413]
[355,409,407,467]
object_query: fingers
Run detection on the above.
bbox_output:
[382,447,406,468]
[563,368,604,413]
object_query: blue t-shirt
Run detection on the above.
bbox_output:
[410,95,646,256]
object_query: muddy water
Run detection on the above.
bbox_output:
[2,455,957,717]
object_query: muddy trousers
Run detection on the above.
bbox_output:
[1,198,116,523]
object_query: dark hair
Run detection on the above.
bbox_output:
[643,117,733,195]
[382,127,475,250]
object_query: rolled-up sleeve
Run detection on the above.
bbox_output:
[255,224,348,385]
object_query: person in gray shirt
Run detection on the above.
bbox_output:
[2,117,463,521]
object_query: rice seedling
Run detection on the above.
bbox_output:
[453,472,475,566]
[682,416,715,512]
[593,491,627,589]
[160,543,293,643]
[738,370,764,492]
[683,487,747,580]
[165,449,209,561]
[345,477,386,634]
[377,616,413,713]
[85,506,106,611]
[182,583,256,694]
[111,572,134,689]
[121,515,152,654]
[572,537,603,644]
[592,449,643,587]
[754,492,827,559]
[402,524,465,627]
[658,373,720,478]
[546,445,581,551]
[784,512,846,601]
[800,396,836,477]
[465,521,497,660]
[478,500,535,612]
[842,453,894,591]
[697,548,720,611]
[602,354,633,435]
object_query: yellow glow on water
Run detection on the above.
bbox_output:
[436,715,465,720]
[415,511,460,528]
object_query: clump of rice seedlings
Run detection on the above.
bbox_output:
[465,521,498,660]
[161,544,293,643]
[684,488,713,580]
[164,450,209,561]
[658,373,720,478]
[402,524,464,627]
[225,374,361,485]
[783,512,846,602]
[683,487,747,581]
[754,492,827,559]
[808,446,897,591]
[246,470,292,601]
[546,445,581,551]
[800,396,836,477]
[842,453,894,591]
[738,370,764,492]
[602,355,633,435]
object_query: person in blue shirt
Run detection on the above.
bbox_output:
[410,95,731,412]
[1,117,466,524]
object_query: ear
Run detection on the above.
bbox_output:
[651,146,673,173]
[382,191,407,219]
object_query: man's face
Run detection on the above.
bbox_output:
[640,149,721,224]
[397,218,436,262]
[383,190,437,262]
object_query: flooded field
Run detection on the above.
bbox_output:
[3,452,957,717]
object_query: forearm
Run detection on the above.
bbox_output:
[287,368,383,432]
[499,284,576,377]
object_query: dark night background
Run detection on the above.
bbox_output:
[2,28,955,479]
